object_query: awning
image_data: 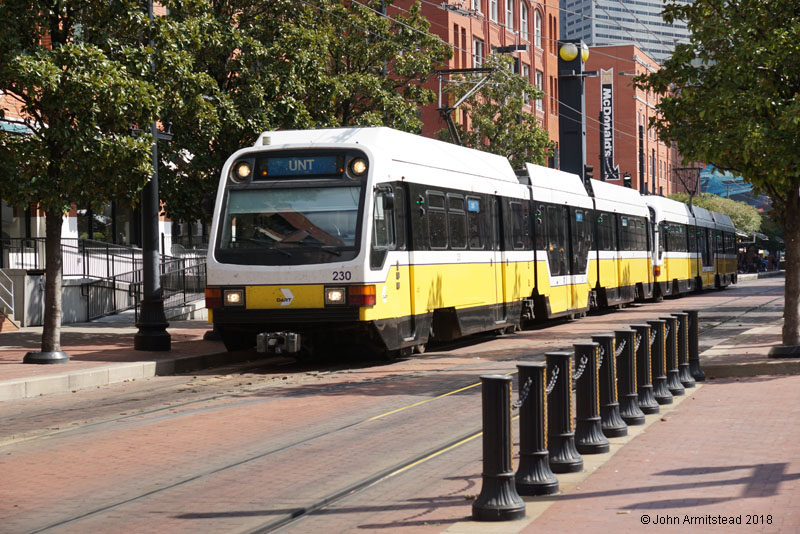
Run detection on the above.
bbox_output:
[0,120,32,134]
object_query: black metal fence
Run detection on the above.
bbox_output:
[133,258,207,322]
[0,237,143,279]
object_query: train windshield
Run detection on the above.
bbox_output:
[216,185,362,265]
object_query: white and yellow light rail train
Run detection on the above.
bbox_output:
[204,127,738,356]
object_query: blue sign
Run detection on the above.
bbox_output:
[267,156,339,176]
[467,199,480,212]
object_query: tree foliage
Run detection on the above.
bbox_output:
[668,192,761,233]
[0,0,165,353]
[0,2,158,214]
[157,0,451,222]
[438,54,553,168]
[639,0,800,347]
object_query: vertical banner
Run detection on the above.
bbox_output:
[600,69,619,181]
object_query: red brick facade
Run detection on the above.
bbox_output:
[584,44,685,195]
[393,0,561,143]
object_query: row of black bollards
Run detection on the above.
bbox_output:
[473,309,704,521]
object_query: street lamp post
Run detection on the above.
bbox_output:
[135,0,171,351]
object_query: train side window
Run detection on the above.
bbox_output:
[448,194,467,249]
[509,201,527,250]
[571,208,590,274]
[490,197,501,251]
[534,204,547,251]
[427,191,448,249]
[620,216,630,251]
[546,205,567,276]
[466,196,484,249]
[371,186,396,269]
[688,225,698,253]
[597,211,614,251]
[394,186,407,251]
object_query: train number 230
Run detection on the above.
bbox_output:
[332,271,352,281]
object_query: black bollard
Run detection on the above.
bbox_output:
[546,352,584,473]
[671,312,696,388]
[660,316,685,396]
[574,342,610,454]
[631,324,659,414]
[515,363,559,496]
[591,334,628,438]
[473,375,526,522]
[647,319,673,405]
[684,309,705,381]
[615,329,646,425]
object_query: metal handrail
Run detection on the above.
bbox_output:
[0,269,14,316]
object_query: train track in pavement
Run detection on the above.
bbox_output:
[6,281,785,533]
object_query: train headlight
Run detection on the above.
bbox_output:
[231,161,252,183]
[349,158,368,177]
[325,287,347,305]
[224,289,244,306]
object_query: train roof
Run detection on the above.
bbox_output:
[643,195,692,225]
[253,127,520,185]
[691,205,716,229]
[589,179,649,217]
[524,163,594,209]
[711,211,736,233]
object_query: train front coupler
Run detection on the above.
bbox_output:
[256,331,301,354]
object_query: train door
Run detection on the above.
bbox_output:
[545,204,570,315]
[569,206,591,310]
[596,211,618,304]
[491,197,507,323]
[373,184,415,341]
[645,216,655,289]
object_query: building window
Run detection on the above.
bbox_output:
[553,78,558,115]
[535,70,544,111]
[521,63,530,102]
[506,0,515,29]
[489,0,498,22]
[472,0,482,13]
[454,24,460,68]
[520,3,529,40]
[473,37,484,67]
[534,10,542,48]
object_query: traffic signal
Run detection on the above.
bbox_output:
[584,165,593,181]
[623,172,632,188]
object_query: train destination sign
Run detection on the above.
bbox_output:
[261,155,342,178]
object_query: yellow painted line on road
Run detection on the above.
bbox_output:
[365,370,518,422]
[376,413,521,482]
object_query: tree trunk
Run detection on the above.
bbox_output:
[41,210,64,353]
[782,192,800,347]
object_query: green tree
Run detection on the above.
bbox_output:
[638,0,800,350]
[438,54,553,168]
[0,1,161,357]
[668,192,761,234]
[156,0,451,223]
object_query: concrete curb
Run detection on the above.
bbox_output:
[703,359,800,379]
[0,349,257,402]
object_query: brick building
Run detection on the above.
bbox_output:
[395,0,562,144]
[583,44,684,196]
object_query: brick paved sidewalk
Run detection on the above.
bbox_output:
[0,317,227,400]
[518,374,800,534]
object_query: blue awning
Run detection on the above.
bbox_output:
[0,120,32,134]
